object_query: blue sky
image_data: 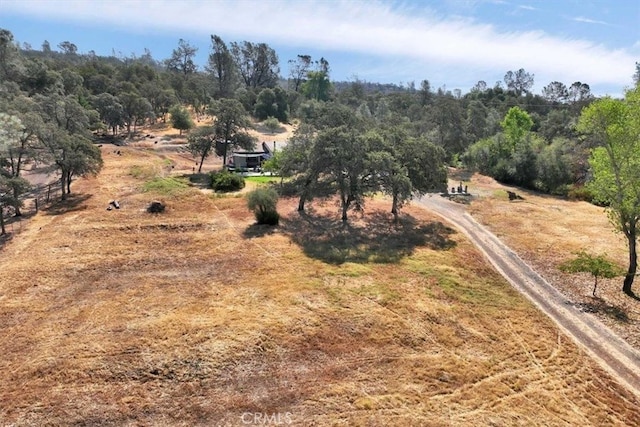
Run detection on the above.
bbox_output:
[1,0,638,96]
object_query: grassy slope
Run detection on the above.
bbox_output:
[0,147,638,426]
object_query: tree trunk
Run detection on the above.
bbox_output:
[593,276,598,298]
[623,233,637,296]
[66,172,72,194]
[298,177,312,212]
[391,192,399,224]
[12,185,22,217]
[341,194,351,222]
[341,204,348,222]
[60,174,67,200]
[199,152,207,173]
[0,206,6,235]
[222,141,228,170]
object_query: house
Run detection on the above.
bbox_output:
[227,142,274,171]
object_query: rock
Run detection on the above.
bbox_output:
[507,190,524,201]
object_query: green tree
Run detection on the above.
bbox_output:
[559,251,623,297]
[187,126,215,172]
[542,81,568,103]
[141,84,176,124]
[210,98,256,168]
[263,117,281,134]
[578,87,640,296]
[21,59,61,96]
[0,175,30,234]
[169,105,194,135]
[429,93,466,158]
[302,70,331,101]
[207,34,235,98]
[288,54,312,92]
[165,39,198,78]
[504,68,534,96]
[536,137,573,194]
[119,92,153,135]
[0,112,35,216]
[261,149,282,176]
[370,128,447,222]
[501,106,533,151]
[36,94,103,199]
[57,41,78,55]
[91,93,124,135]
[254,88,277,120]
[277,123,320,211]
[230,41,280,89]
[0,29,23,82]
[314,125,369,222]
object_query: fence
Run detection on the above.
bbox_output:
[0,180,63,240]
[31,180,63,213]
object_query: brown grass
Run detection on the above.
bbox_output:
[457,170,640,349]
[0,153,639,425]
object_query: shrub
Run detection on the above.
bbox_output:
[255,209,280,225]
[263,116,281,134]
[567,184,594,202]
[210,171,245,192]
[247,187,279,225]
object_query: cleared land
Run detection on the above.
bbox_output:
[1,140,639,425]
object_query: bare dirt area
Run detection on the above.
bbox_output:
[123,119,295,176]
[1,152,640,425]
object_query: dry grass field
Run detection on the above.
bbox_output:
[1,136,639,425]
[459,171,640,350]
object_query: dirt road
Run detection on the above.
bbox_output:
[417,194,640,399]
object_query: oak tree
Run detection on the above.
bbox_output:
[578,87,640,296]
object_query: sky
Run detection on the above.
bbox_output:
[1,0,639,96]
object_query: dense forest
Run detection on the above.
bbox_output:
[1,27,639,227]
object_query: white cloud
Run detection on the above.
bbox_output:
[2,0,636,94]
[572,16,609,25]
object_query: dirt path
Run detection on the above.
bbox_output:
[417,194,640,399]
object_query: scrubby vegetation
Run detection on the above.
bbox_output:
[210,170,245,192]
[247,187,280,225]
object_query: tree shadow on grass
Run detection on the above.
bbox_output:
[243,223,279,239]
[43,194,93,216]
[571,298,630,322]
[280,209,456,265]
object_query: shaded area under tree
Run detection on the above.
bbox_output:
[280,208,456,265]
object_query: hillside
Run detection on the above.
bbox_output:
[0,139,639,425]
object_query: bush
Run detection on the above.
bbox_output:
[247,187,279,225]
[256,209,280,225]
[210,171,245,192]
[567,184,594,202]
